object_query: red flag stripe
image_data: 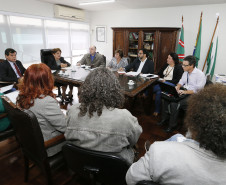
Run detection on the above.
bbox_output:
[179,40,184,47]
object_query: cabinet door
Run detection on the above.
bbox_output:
[113,30,126,56]
[156,31,178,72]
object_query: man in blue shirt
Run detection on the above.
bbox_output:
[77,45,105,68]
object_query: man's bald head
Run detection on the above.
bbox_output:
[89,45,96,55]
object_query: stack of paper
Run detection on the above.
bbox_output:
[126,72,140,76]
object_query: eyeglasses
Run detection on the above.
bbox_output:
[182,64,190,67]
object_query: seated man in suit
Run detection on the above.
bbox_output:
[119,49,154,74]
[158,55,206,132]
[77,45,105,68]
[0,48,26,83]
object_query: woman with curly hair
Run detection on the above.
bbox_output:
[17,63,67,156]
[65,68,142,164]
[126,84,226,185]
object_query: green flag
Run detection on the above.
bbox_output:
[177,25,185,62]
[206,26,219,79]
[194,19,202,67]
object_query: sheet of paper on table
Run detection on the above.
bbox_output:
[4,90,19,104]
[0,84,14,93]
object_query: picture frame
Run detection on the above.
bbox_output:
[96,26,106,42]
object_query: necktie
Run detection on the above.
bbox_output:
[13,63,22,77]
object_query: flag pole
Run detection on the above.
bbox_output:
[202,16,219,71]
[195,12,203,46]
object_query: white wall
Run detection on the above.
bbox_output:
[0,0,54,17]
[0,0,90,21]
[90,3,226,74]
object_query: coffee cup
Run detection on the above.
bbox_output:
[128,80,134,84]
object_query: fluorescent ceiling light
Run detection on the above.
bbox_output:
[79,0,115,6]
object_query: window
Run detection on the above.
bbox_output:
[0,14,11,59]
[0,12,90,65]
[10,16,44,63]
[70,23,90,64]
[45,20,70,57]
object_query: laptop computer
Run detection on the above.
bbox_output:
[158,81,189,101]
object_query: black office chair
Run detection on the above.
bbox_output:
[40,49,53,65]
[40,49,64,100]
[2,96,66,185]
[62,143,130,185]
[136,180,160,185]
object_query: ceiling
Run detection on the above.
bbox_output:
[38,0,226,11]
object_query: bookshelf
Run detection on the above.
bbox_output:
[112,27,180,72]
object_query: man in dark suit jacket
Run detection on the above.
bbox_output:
[0,48,26,83]
[121,49,154,74]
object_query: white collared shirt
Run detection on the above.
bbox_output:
[7,60,21,78]
[178,67,206,93]
[137,58,147,73]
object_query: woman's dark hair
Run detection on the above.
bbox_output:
[115,49,123,58]
[185,84,226,158]
[17,63,55,109]
[52,48,61,54]
[169,52,179,65]
[183,55,196,67]
[79,68,124,117]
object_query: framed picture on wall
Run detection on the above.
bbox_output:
[96,26,106,42]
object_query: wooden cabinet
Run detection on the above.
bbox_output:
[112,27,180,72]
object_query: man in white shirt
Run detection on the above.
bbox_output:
[119,49,154,74]
[158,55,206,132]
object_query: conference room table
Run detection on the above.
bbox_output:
[53,67,158,98]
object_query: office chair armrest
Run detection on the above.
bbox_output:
[44,134,65,149]
[0,113,8,119]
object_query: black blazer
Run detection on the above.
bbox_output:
[158,63,184,85]
[45,55,71,70]
[125,58,154,74]
[0,60,26,83]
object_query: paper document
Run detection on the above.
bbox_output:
[0,84,14,93]
[51,70,56,73]
[5,90,19,104]
[126,72,140,76]
[148,74,158,79]
[117,71,126,74]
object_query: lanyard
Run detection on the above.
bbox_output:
[187,73,189,85]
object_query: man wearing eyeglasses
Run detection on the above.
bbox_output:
[158,55,206,132]
[119,49,154,74]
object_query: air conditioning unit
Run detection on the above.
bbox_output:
[54,5,85,21]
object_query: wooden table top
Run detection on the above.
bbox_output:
[53,67,158,97]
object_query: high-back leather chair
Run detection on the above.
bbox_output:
[40,49,53,65]
[62,143,130,185]
[2,96,65,185]
[40,49,63,99]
